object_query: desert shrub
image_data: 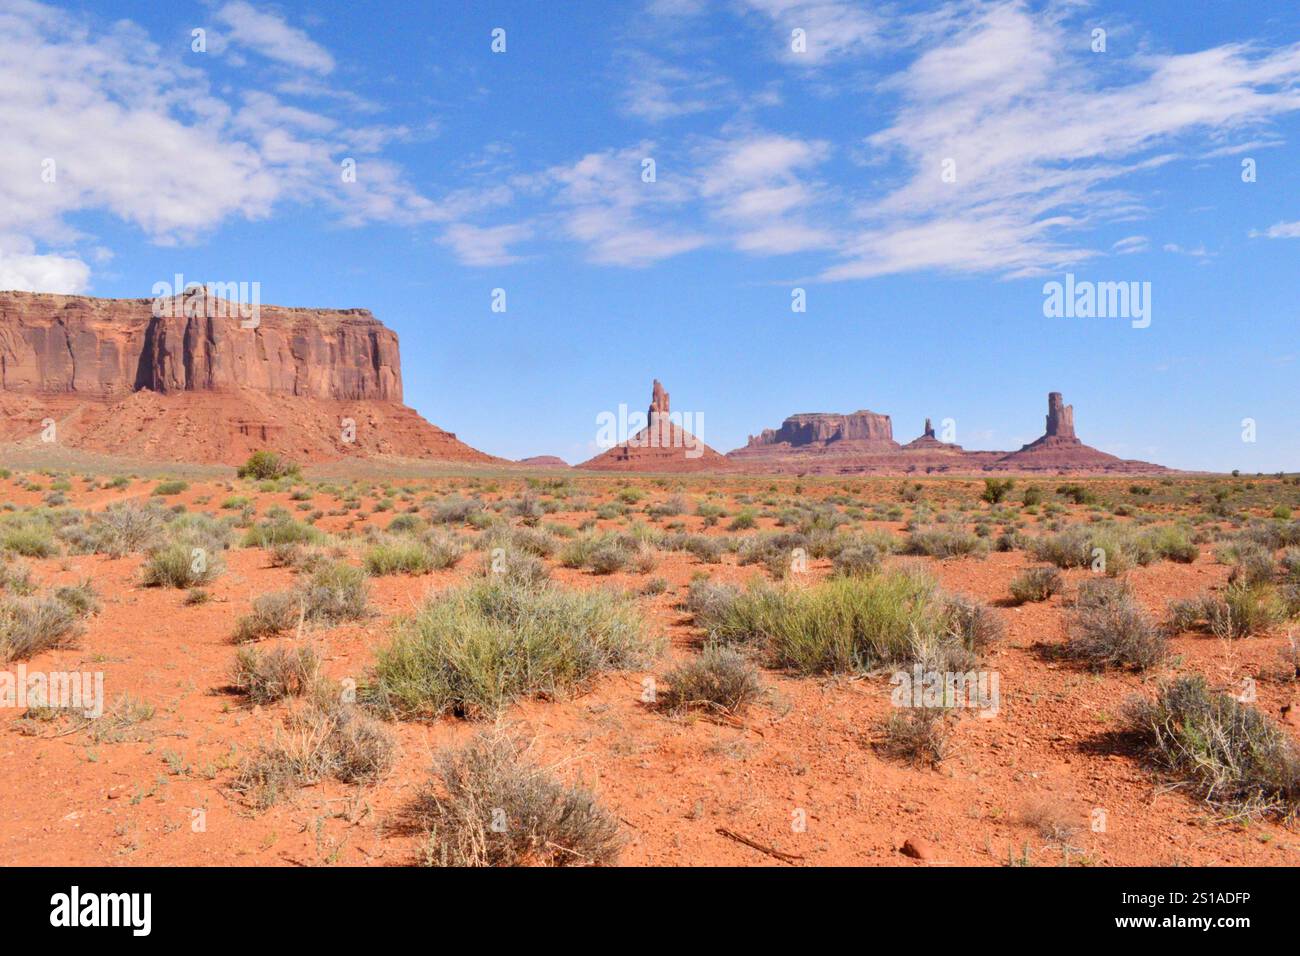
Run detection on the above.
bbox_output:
[430,495,479,525]
[479,548,550,588]
[299,561,370,624]
[0,559,34,595]
[234,697,393,808]
[51,580,99,617]
[141,541,223,588]
[231,645,321,703]
[941,593,1006,656]
[903,526,989,559]
[684,535,724,564]
[982,478,1015,504]
[485,524,556,559]
[1074,576,1133,609]
[648,495,687,519]
[1167,583,1286,640]
[877,709,951,768]
[1020,486,1044,507]
[414,732,620,867]
[728,508,758,531]
[151,480,189,497]
[1063,589,1165,670]
[1009,566,1062,604]
[1226,544,1279,587]
[80,501,167,557]
[658,645,762,715]
[831,544,881,578]
[1141,524,1198,563]
[691,570,996,675]
[233,591,302,643]
[1127,676,1300,817]
[364,536,439,575]
[0,519,57,558]
[364,579,656,720]
[236,451,300,481]
[0,594,83,661]
[1056,483,1099,506]
[241,510,325,548]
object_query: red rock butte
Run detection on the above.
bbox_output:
[0,290,498,466]
[726,392,1166,474]
[578,379,731,472]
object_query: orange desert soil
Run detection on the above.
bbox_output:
[0,470,1297,867]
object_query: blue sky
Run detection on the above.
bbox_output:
[2,0,1298,470]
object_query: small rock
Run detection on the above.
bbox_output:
[901,837,936,861]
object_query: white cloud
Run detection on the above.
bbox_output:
[440,223,533,266]
[0,249,89,293]
[0,0,442,291]
[620,54,732,122]
[1252,220,1300,239]
[822,3,1300,280]
[1112,235,1149,255]
[547,146,708,266]
[742,0,883,64]
[699,134,835,253]
[215,1,335,74]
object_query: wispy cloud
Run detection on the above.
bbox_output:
[215,1,336,74]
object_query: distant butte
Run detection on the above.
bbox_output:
[577,379,731,472]
[725,392,1166,475]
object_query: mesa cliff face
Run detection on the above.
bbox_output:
[0,290,495,466]
[0,291,401,401]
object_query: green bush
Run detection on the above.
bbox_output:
[364,579,656,719]
[236,451,300,481]
[691,570,997,675]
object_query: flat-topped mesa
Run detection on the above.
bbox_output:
[0,290,400,401]
[0,290,499,465]
[1045,391,1077,441]
[746,409,897,448]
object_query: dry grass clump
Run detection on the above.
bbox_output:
[1021,800,1082,843]
[1167,582,1288,639]
[658,645,762,715]
[1008,566,1062,604]
[413,732,620,867]
[1127,676,1300,818]
[1063,581,1166,670]
[0,582,99,662]
[233,561,370,642]
[364,578,657,720]
[877,708,952,768]
[903,526,989,559]
[233,695,394,809]
[364,531,466,575]
[231,644,321,703]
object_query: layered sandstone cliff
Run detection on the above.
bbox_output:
[0,290,495,466]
